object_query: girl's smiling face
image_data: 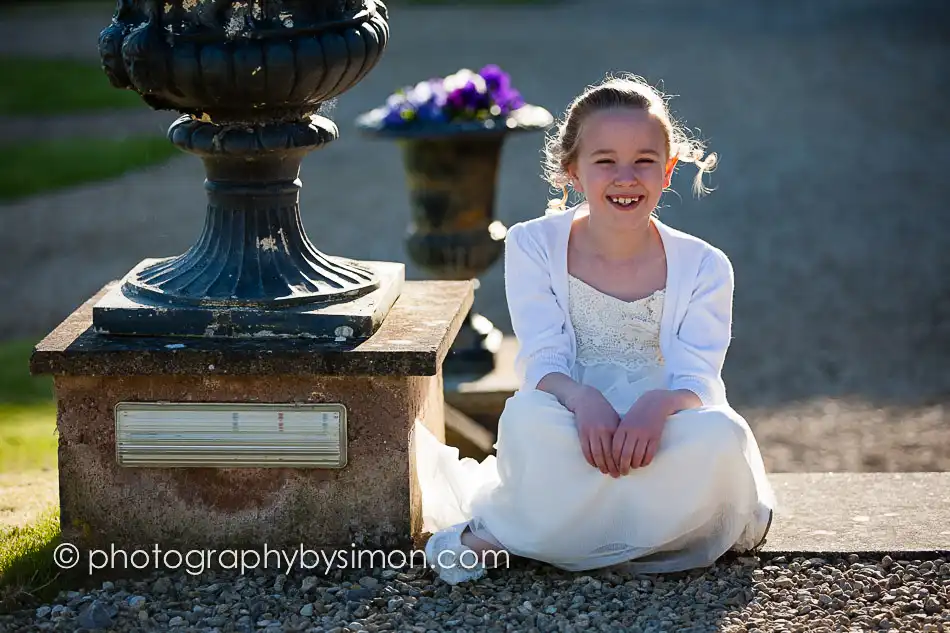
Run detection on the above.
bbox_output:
[567,107,677,224]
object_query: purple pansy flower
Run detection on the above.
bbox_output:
[447,80,491,115]
[479,64,525,115]
[373,65,526,127]
[479,64,509,93]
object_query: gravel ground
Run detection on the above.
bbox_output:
[2,554,948,632]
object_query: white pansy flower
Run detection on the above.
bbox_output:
[443,68,486,94]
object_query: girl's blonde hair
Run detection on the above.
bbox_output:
[542,73,717,211]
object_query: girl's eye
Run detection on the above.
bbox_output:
[594,158,654,164]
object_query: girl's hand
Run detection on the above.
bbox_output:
[565,385,622,477]
[612,391,673,474]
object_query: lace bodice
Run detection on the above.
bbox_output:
[568,275,665,375]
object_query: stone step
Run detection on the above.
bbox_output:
[759,472,950,554]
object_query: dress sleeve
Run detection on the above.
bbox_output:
[665,247,734,406]
[504,223,573,390]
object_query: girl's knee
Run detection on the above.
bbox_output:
[669,406,750,451]
[499,389,575,438]
[702,407,750,450]
[506,389,574,419]
[513,387,565,408]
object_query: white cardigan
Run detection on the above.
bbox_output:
[504,203,734,407]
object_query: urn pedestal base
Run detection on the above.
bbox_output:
[93,259,404,341]
[31,279,474,553]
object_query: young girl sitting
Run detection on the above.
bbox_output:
[414,73,776,585]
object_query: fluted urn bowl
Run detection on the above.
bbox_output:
[99,0,389,123]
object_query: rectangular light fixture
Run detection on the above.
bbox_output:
[114,402,347,468]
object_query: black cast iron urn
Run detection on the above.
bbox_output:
[93,0,402,340]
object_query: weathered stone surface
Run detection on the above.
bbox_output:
[763,472,950,554]
[55,371,446,552]
[31,280,474,377]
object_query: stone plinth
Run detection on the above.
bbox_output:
[31,280,474,553]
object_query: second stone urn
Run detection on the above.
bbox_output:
[356,68,553,373]
[390,120,549,374]
[94,0,402,340]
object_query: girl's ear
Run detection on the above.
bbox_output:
[664,157,678,188]
[567,165,583,193]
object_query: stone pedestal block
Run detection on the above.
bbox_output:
[31,280,474,553]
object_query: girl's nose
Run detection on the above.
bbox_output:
[615,167,637,185]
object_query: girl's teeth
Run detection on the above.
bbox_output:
[610,196,640,205]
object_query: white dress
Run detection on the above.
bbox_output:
[414,275,776,574]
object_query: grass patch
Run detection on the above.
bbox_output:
[1,404,58,473]
[0,340,52,404]
[0,340,57,474]
[0,135,180,202]
[0,337,64,610]
[0,505,64,612]
[0,56,145,116]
